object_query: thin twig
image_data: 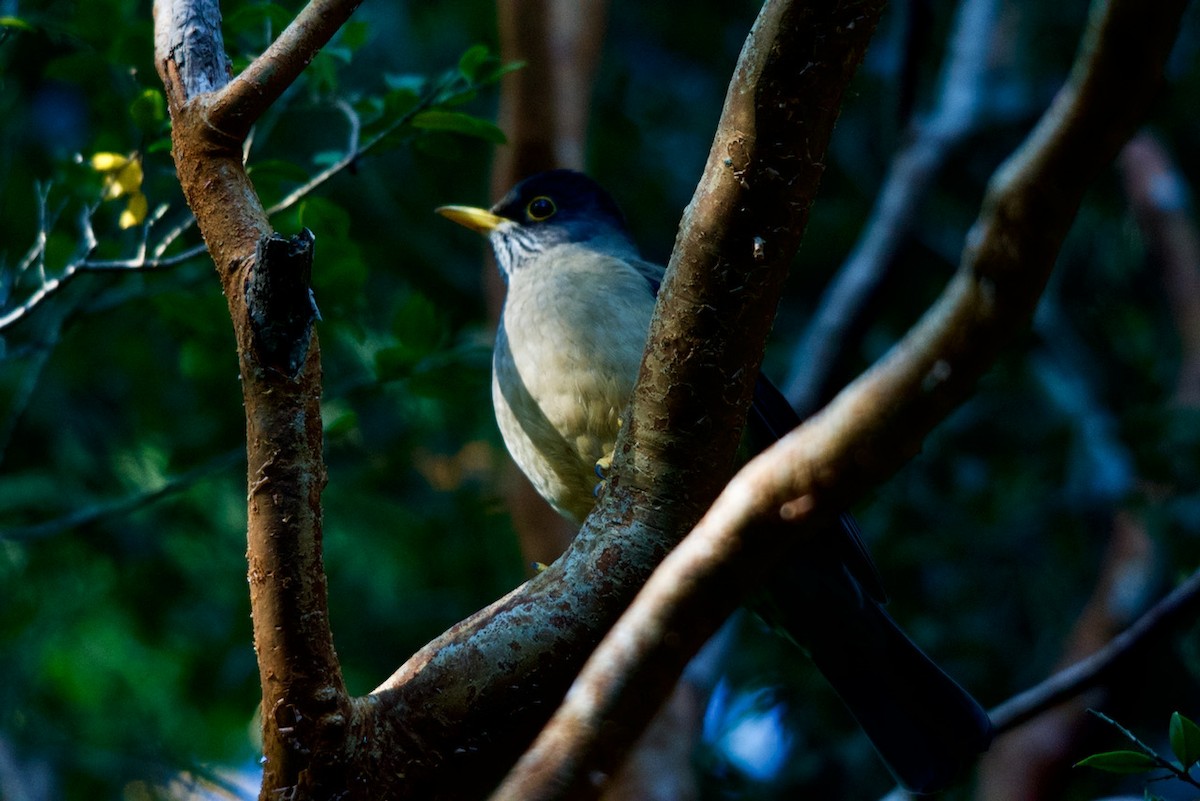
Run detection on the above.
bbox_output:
[0,448,244,542]
[1,68,472,337]
[989,568,1200,733]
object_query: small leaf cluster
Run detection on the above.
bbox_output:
[1076,710,1200,800]
[356,43,520,156]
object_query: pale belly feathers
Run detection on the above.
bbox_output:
[492,243,659,523]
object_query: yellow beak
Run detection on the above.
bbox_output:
[435,205,507,234]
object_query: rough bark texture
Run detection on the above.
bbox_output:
[617,0,886,533]
[153,1,357,798]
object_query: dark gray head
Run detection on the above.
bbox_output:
[437,170,639,281]
[490,170,640,279]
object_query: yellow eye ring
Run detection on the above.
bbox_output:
[526,196,557,221]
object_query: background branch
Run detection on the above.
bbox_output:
[989,567,1200,732]
[783,0,1004,413]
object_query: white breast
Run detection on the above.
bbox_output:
[493,243,658,523]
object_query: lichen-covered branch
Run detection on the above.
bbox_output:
[487,0,1187,797]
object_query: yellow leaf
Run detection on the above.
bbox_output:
[113,159,144,196]
[90,152,129,172]
[119,193,148,229]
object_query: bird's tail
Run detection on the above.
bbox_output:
[795,590,994,794]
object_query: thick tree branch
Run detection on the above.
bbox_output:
[361,4,883,800]
[152,1,354,798]
[489,0,1186,797]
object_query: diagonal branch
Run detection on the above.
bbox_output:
[489,0,1188,797]
[361,4,884,800]
[783,0,1004,413]
[988,567,1200,734]
[208,0,362,139]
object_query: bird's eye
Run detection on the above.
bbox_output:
[526,196,557,221]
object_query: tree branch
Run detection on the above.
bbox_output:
[489,0,888,795]
[208,0,362,139]
[358,5,884,800]
[783,0,1003,413]
[153,1,352,797]
[488,0,1186,797]
[988,567,1200,733]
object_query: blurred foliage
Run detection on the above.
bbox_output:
[0,0,1199,800]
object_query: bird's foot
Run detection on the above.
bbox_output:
[593,418,620,497]
[593,452,613,497]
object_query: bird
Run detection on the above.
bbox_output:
[437,169,993,794]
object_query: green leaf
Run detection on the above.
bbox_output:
[0,15,34,31]
[1075,750,1160,774]
[411,110,506,144]
[384,73,426,93]
[456,44,523,87]
[477,59,525,86]
[145,136,172,155]
[1169,711,1200,767]
[297,196,350,240]
[247,158,310,183]
[129,88,166,133]
[383,88,421,119]
[392,292,445,353]
[323,44,354,65]
[457,44,490,82]
[338,20,371,53]
[311,150,344,168]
